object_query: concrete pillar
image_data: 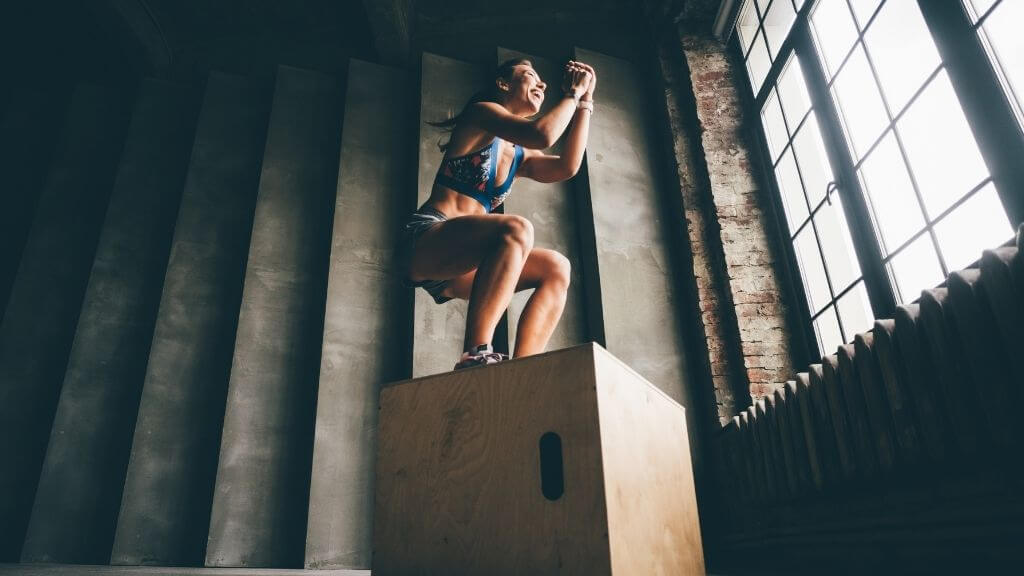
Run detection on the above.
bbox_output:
[20,79,199,564]
[304,59,411,570]
[205,65,342,568]
[497,47,590,352]
[109,72,271,566]
[0,85,129,562]
[412,53,485,377]
[0,89,64,319]
[572,48,691,402]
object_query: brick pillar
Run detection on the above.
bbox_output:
[665,29,798,417]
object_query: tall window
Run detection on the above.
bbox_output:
[735,0,1020,358]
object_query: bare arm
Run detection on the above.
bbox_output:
[519,62,597,183]
[464,98,579,150]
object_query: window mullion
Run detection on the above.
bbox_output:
[792,20,897,321]
[916,0,1024,229]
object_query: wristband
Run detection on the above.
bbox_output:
[578,100,594,113]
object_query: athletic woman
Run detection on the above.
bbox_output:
[397,58,596,369]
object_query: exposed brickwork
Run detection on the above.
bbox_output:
[656,37,746,426]
[676,31,794,408]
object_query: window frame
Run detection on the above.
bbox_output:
[732,0,1024,363]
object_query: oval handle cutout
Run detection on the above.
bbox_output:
[538,431,564,501]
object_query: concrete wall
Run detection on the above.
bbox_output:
[205,66,342,568]
[110,71,271,566]
[20,79,198,564]
[412,53,484,377]
[0,85,129,562]
[305,59,410,570]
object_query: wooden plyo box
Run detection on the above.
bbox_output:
[373,343,704,575]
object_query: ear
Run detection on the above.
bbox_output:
[495,78,509,92]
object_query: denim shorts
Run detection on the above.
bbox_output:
[395,206,453,304]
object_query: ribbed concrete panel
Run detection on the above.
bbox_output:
[304,59,410,570]
[20,79,199,564]
[0,85,129,562]
[0,89,64,319]
[109,72,271,566]
[412,53,485,377]
[206,66,342,568]
[498,47,589,353]
[572,47,690,403]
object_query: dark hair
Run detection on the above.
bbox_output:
[428,58,532,152]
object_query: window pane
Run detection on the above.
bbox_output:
[888,233,944,303]
[858,131,926,253]
[815,193,861,293]
[831,44,889,160]
[979,0,1024,126]
[810,0,858,79]
[848,0,882,29]
[934,183,1013,271]
[763,0,797,58]
[794,225,831,313]
[863,0,942,114]
[762,91,789,161]
[897,71,989,217]
[814,306,843,356]
[837,281,874,338]
[791,113,834,206]
[965,0,999,22]
[777,56,812,127]
[747,31,772,93]
[776,148,809,233]
[737,0,759,54]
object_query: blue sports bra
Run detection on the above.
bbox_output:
[434,137,524,213]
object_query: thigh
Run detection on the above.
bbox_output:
[408,213,523,282]
[441,247,565,300]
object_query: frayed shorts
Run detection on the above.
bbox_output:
[395,206,453,304]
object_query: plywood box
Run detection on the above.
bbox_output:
[373,342,704,575]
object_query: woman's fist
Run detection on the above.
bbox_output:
[562,60,593,97]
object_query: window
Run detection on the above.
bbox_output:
[735,0,1020,358]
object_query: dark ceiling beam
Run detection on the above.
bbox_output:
[361,0,415,66]
[94,0,172,72]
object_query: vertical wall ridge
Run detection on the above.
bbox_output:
[206,65,343,568]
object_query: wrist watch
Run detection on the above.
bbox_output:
[565,86,584,102]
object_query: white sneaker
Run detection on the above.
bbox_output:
[453,343,508,370]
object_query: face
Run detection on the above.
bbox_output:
[500,64,546,116]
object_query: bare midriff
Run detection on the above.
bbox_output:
[420,138,518,219]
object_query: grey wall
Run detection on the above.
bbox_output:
[573,47,698,458]
[0,85,129,561]
[412,53,485,377]
[20,78,198,564]
[110,71,271,566]
[205,65,342,568]
[305,59,410,570]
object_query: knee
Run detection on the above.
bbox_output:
[548,252,571,292]
[500,215,534,253]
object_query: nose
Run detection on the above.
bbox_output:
[537,80,546,90]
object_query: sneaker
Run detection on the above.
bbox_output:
[453,343,508,370]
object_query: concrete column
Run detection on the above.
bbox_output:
[0,89,64,319]
[412,53,485,377]
[20,79,199,564]
[572,48,691,403]
[206,65,342,568]
[304,59,411,570]
[0,85,129,562]
[497,47,589,353]
[109,72,271,566]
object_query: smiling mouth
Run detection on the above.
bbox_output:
[531,90,544,99]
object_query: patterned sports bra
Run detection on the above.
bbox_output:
[434,137,524,213]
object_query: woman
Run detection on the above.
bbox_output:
[398,57,596,370]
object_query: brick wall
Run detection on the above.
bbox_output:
[661,28,798,421]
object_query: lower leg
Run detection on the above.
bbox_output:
[512,281,568,357]
[464,236,530,350]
